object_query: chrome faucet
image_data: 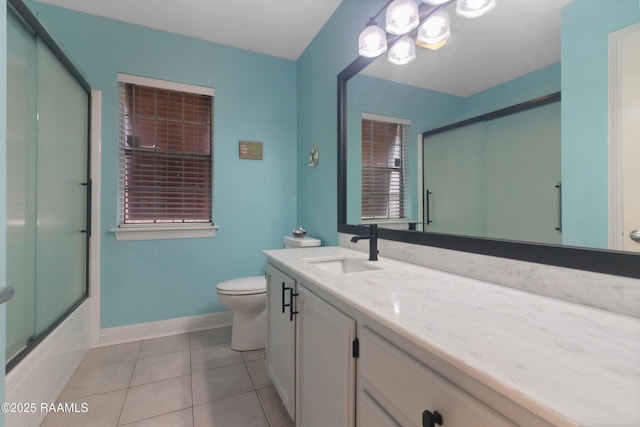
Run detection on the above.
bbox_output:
[350,224,378,261]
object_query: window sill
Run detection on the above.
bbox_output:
[110,224,219,241]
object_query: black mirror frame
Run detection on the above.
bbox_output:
[337,58,640,280]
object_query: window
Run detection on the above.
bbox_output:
[361,114,409,221]
[115,74,216,240]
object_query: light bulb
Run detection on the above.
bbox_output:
[422,0,450,4]
[386,0,420,35]
[418,10,450,44]
[456,0,496,18]
[388,36,416,65]
[358,24,388,57]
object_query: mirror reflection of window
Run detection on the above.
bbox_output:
[361,115,409,221]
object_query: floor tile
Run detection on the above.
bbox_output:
[119,375,192,425]
[119,408,193,427]
[257,386,293,427]
[191,343,243,373]
[191,362,253,406]
[193,391,268,427]
[246,358,272,390]
[241,349,266,362]
[79,342,141,370]
[138,334,190,359]
[42,389,127,427]
[130,350,191,387]
[58,360,135,401]
[189,326,232,349]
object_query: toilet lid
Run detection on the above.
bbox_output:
[216,276,266,295]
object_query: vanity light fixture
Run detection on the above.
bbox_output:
[359,18,388,57]
[386,0,420,35]
[388,35,416,65]
[417,9,450,45]
[357,0,495,65]
[456,0,496,18]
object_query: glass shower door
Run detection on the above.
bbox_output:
[5,7,89,364]
[34,37,88,336]
[6,11,37,361]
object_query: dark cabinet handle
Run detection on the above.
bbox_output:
[281,282,290,314]
[422,410,443,426]
[289,290,299,322]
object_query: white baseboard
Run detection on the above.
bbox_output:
[98,311,234,347]
[6,300,91,427]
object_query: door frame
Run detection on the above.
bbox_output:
[608,22,640,250]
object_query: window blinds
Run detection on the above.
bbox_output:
[119,79,213,224]
[361,118,408,220]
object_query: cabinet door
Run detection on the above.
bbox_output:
[265,265,296,420]
[296,285,356,427]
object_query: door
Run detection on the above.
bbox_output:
[610,23,640,252]
[265,265,296,420]
[1,1,8,422]
[617,23,640,252]
[296,285,356,427]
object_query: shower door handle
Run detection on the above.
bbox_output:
[425,190,433,225]
[0,286,15,304]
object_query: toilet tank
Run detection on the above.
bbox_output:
[284,235,321,249]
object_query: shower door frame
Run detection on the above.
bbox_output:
[6,0,91,373]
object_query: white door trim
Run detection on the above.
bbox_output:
[608,23,640,250]
[89,90,102,346]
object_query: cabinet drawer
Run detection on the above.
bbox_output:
[359,327,516,427]
[358,390,401,427]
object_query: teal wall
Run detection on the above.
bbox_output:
[464,62,560,117]
[0,0,7,420]
[561,0,640,248]
[30,4,298,328]
[297,0,390,245]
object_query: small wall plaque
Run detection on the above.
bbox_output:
[239,141,263,160]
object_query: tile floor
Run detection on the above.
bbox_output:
[41,326,294,427]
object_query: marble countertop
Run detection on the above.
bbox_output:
[264,246,640,427]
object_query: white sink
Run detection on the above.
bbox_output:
[303,256,380,274]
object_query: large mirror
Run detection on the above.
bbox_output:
[338,0,640,278]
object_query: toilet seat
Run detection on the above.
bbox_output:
[216,276,266,296]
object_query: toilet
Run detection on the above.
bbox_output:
[216,235,321,351]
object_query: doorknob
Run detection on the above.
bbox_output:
[630,230,640,242]
[0,286,15,304]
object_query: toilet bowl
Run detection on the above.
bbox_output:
[216,276,266,351]
[216,235,321,351]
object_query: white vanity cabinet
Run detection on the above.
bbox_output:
[266,264,357,426]
[296,284,356,427]
[265,264,297,419]
[357,327,517,427]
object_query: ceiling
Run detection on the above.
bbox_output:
[34,0,343,60]
[34,0,574,95]
[362,0,575,97]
